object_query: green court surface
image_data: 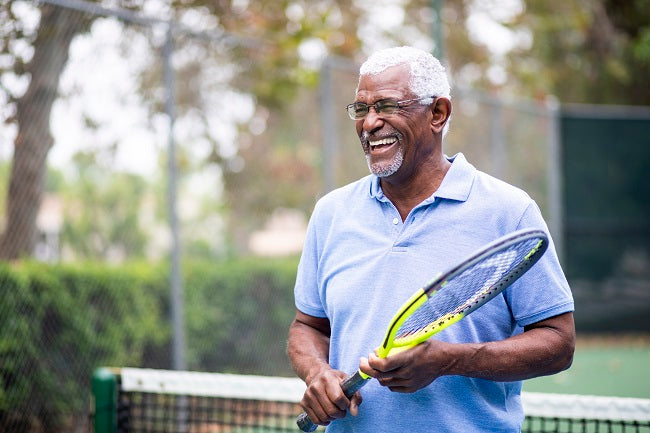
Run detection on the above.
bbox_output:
[523,336,650,398]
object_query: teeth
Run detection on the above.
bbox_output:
[369,137,397,147]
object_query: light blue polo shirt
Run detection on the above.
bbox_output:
[294,153,574,432]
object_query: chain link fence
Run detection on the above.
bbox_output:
[1,1,647,433]
[0,1,291,432]
[0,2,562,430]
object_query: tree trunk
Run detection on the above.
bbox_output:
[0,4,90,260]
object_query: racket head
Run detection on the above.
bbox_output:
[377,228,549,358]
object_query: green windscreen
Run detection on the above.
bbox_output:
[561,106,650,332]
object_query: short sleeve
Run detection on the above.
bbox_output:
[505,202,574,327]
[294,203,328,318]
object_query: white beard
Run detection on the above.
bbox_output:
[365,144,404,177]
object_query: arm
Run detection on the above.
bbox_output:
[359,312,575,393]
[287,310,362,425]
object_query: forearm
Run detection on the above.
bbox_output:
[288,312,362,424]
[444,313,575,381]
[287,315,332,383]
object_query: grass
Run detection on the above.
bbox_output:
[523,335,650,398]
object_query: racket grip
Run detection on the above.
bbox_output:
[296,412,319,432]
[296,370,370,432]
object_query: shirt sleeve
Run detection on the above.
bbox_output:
[505,201,575,327]
[294,202,328,318]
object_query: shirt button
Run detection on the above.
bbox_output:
[392,217,399,225]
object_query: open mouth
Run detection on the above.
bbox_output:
[369,136,398,151]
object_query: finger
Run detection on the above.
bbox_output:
[368,351,407,373]
[326,380,351,412]
[303,381,347,424]
[302,396,332,426]
[388,384,419,393]
[359,356,379,378]
[366,353,388,373]
[348,392,363,416]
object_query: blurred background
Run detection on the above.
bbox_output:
[0,0,648,431]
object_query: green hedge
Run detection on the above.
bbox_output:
[0,257,299,432]
[184,257,299,375]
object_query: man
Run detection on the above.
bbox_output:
[287,46,575,432]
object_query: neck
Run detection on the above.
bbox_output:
[380,155,451,221]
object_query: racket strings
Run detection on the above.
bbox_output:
[394,238,543,343]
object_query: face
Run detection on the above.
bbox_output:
[354,64,432,180]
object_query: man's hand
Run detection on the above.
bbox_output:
[301,366,362,426]
[359,340,455,393]
[288,310,364,426]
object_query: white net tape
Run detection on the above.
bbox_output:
[120,368,650,422]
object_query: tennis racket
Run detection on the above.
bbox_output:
[296,228,549,432]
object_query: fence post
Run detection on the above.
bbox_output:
[545,96,564,262]
[163,20,185,371]
[92,368,117,433]
[320,57,337,194]
[489,97,506,179]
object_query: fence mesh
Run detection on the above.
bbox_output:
[1,1,648,433]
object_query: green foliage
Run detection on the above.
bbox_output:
[506,0,650,104]
[61,151,150,260]
[184,256,299,376]
[0,256,299,431]
[0,261,167,431]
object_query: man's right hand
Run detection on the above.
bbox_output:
[300,366,362,426]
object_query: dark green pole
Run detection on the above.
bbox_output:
[431,0,445,61]
[92,368,117,433]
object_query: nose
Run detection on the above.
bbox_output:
[360,107,384,133]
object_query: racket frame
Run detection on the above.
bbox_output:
[378,229,548,357]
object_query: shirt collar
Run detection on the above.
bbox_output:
[368,152,475,203]
[434,152,474,202]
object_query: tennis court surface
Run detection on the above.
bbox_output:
[92,367,650,433]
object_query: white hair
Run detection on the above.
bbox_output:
[358,46,452,136]
[358,46,451,101]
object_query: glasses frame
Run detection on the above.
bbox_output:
[345,95,436,120]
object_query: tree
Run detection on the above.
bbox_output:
[504,0,650,104]
[0,0,364,260]
[0,2,93,259]
[4,0,646,261]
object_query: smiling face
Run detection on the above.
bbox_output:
[355,64,433,181]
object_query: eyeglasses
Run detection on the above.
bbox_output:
[346,96,435,120]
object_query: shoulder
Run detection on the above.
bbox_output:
[449,154,543,232]
[472,169,533,206]
[441,153,532,209]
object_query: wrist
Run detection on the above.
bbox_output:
[425,340,480,377]
[305,361,332,385]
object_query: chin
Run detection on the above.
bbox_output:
[366,155,403,178]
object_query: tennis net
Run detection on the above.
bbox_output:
[92,368,650,433]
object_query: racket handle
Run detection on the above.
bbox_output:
[296,413,319,432]
[296,370,370,432]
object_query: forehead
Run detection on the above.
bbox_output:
[356,64,411,100]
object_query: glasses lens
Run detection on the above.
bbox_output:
[375,99,399,115]
[348,103,369,120]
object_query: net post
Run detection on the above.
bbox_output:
[92,367,117,433]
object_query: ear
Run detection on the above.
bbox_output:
[430,97,452,134]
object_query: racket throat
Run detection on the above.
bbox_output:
[379,288,429,358]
